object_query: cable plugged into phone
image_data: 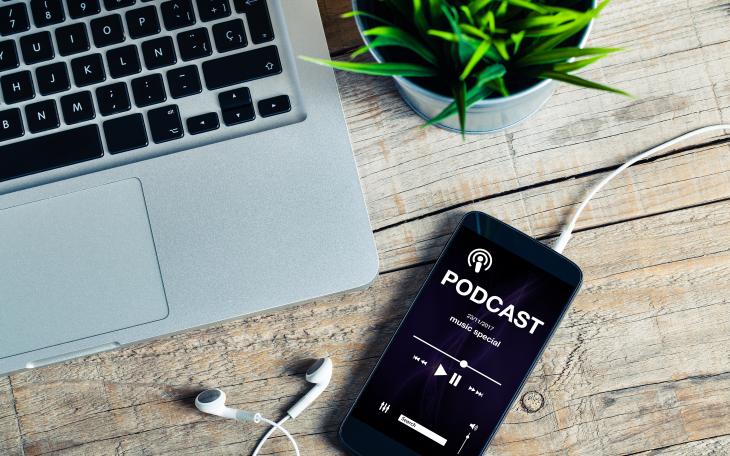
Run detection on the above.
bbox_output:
[553,124,730,254]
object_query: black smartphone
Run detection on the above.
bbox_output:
[339,211,582,455]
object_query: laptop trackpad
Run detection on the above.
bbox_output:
[0,179,169,359]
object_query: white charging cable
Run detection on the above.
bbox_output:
[253,414,299,456]
[553,124,730,254]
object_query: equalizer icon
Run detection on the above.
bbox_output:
[379,402,390,413]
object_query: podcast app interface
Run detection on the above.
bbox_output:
[351,224,576,455]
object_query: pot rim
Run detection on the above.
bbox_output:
[351,0,598,106]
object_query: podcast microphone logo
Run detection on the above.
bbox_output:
[467,248,492,273]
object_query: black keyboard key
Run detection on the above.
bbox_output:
[30,0,65,27]
[177,27,211,61]
[0,125,102,182]
[96,81,130,115]
[202,45,280,90]
[235,0,273,44]
[197,0,230,22]
[55,23,90,56]
[36,62,70,95]
[148,105,183,143]
[126,6,159,38]
[187,112,219,134]
[0,40,19,72]
[131,73,166,107]
[20,31,54,64]
[104,0,136,10]
[0,3,30,36]
[161,0,195,31]
[25,99,60,133]
[68,0,101,19]
[71,53,106,86]
[212,18,246,53]
[106,44,141,78]
[0,107,23,141]
[141,36,176,69]
[222,104,254,126]
[218,86,249,110]
[60,90,96,124]
[167,65,201,98]
[91,14,125,47]
[104,113,148,154]
[258,94,290,117]
[1,70,34,103]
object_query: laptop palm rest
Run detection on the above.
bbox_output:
[0,178,169,360]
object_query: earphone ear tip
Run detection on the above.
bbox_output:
[305,357,333,384]
[195,388,226,411]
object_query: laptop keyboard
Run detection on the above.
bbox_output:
[0,0,303,184]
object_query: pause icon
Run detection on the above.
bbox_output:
[449,373,462,386]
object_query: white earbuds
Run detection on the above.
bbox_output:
[286,357,333,418]
[194,357,333,456]
[194,388,258,422]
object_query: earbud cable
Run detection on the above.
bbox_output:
[252,415,296,456]
[553,124,730,254]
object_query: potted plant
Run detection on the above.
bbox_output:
[302,0,627,135]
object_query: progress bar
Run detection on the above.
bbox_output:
[413,335,502,386]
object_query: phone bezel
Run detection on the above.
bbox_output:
[339,211,583,455]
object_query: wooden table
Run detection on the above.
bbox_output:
[3,1,730,454]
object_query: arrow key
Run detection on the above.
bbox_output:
[187,112,219,135]
[222,104,255,126]
[148,104,184,143]
[218,87,250,110]
[258,94,290,117]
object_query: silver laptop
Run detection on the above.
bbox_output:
[0,0,378,375]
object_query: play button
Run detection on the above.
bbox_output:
[434,364,447,376]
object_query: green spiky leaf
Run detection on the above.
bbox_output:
[299,56,438,77]
[363,26,438,64]
[300,0,627,136]
[540,70,631,96]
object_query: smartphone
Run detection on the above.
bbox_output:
[339,211,582,455]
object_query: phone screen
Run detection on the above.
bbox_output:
[345,215,580,455]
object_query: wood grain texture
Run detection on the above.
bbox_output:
[375,142,730,271]
[0,377,22,456]
[2,0,730,455]
[316,0,361,55]
[634,435,730,455]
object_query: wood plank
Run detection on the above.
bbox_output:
[375,141,730,271]
[8,198,730,455]
[0,377,23,456]
[632,434,730,455]
[332,0,730,230]
[317,0,361,55]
